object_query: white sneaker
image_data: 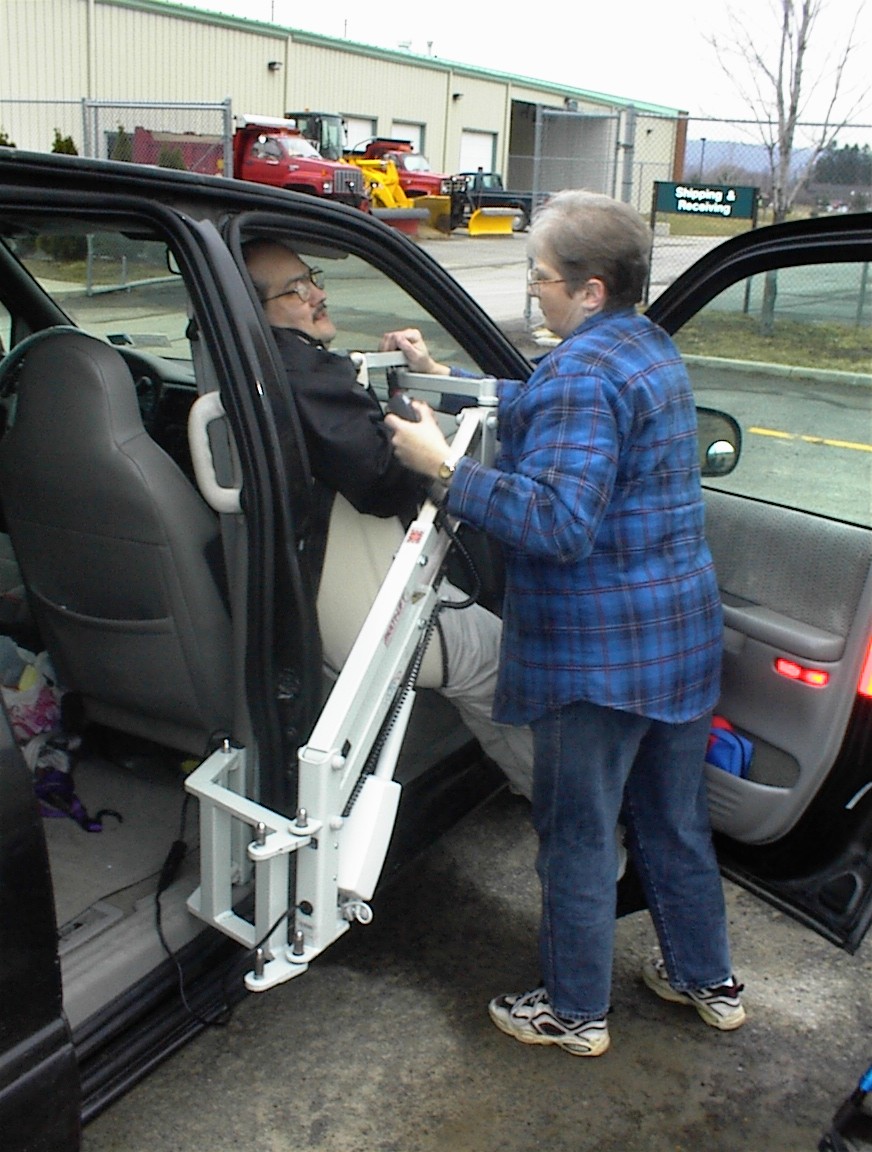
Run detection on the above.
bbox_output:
[488,987,610,1056]
[642,956,746,1030]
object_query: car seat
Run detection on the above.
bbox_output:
[0,328,234,756]
[317,492,444,688]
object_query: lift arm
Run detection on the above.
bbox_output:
[185,368,498,991]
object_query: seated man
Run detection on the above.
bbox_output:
[242,238,533,798]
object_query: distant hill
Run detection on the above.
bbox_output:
[685,138,814,182]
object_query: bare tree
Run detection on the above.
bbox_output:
[709,0,867,330]
[711,0,866,221]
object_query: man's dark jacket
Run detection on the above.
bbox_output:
[273,327,422,582]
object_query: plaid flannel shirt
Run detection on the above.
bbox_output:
[445,308,722,726]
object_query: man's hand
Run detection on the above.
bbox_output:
[385,401,452,480]
[379,328,451,376]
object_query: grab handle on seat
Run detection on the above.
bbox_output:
[188,391,242,514]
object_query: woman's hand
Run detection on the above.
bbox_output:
[385,400,452,480]
[379,328,451,376]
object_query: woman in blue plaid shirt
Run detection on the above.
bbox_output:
[385,189,743,1056]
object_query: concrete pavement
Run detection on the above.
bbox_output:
[83,786,870,1152]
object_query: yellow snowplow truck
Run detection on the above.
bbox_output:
[353,157,413,210]
[345,147,467,234]
[286,114,470,232]
[344,154,468,235]
[345,157,430,236]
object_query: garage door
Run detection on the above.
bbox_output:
[459,131,496,174]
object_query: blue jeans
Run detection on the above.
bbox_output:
[530,697,732,1020]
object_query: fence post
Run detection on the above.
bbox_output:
[222,97,233,179]
[81,99,90,159]
[526,106,545,328]
[619,105,636,204]
[857,262,869,328]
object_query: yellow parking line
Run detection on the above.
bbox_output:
[800,434,872,453]
[749,426,872,453]
[749,427,792,440]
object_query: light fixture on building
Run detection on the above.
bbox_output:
[267,60,282,72]
[452,92,463,102]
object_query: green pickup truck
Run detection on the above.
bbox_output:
[459,170,536,231]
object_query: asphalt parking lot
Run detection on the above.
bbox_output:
[82,786,870,1152]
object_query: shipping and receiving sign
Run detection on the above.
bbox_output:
[654,181,758,220]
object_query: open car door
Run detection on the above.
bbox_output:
[647,212,872,950]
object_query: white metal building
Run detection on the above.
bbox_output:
[0,0,686,207]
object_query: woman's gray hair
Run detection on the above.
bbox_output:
[528,190,652,309]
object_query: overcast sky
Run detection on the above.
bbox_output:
[174,0,871,137]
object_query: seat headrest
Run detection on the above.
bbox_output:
[13,329,145,447]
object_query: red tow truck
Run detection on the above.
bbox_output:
[131,116,368,209]
[232,115,368,208]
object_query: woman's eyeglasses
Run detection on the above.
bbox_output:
[526,270,567,296]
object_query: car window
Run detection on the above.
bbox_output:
[252,137,284,162]
[673,260,872,527]
[0,298,9,353]
[8,227,194,360]
[290,249,480,377]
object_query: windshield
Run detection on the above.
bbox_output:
[3,230,193,361]
[398,153,431,173]
[281,135,322,159]
[289,114,345,160]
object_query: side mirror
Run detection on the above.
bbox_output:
[697,407,741,477]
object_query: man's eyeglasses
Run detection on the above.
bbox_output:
[526,269,567,296]
[262,267,325,304]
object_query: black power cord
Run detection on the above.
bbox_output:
[154,787,312,1027]
[153,790,232,1028]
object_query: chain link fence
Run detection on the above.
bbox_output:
[0,97,234,171]
[513,108,871,306]
[0,98,81,154]
[683,117,872,214]
[657,116,872,297]
[0,99,235,293]
[81,99,233,175]
[508,106,676,215]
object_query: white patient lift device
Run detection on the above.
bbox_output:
[184,356,498,991]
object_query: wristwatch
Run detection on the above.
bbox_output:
[437,458,457,484]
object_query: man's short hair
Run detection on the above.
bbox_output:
[241,237,299,302]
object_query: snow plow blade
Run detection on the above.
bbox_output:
[468,207,520,236]
[371,207,430,236]
[413,194,454,233]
